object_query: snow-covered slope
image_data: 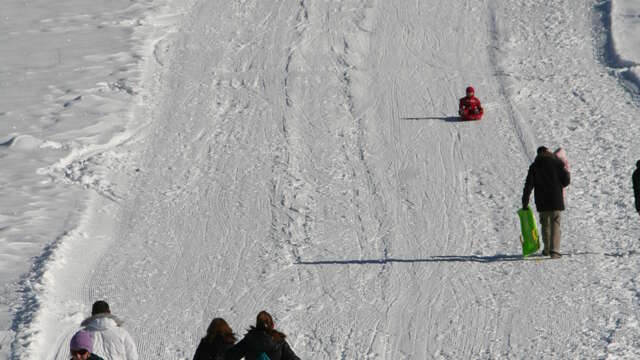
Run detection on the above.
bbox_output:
[0,0,188,358]
[5,0,640,359]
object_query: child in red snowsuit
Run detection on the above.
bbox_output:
[459,86,483,120]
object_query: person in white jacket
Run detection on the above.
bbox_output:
[81,300,139,360]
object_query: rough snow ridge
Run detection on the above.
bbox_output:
[0,0,149,357]
[11,212,97,360]
[10,230,75,358]
[608,0,640,91]
[6,1,196,359]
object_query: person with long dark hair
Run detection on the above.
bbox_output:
[225,311,300,360]
[193,318,237,360]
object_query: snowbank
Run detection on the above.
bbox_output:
[0,0,187,358]
[610,0,640,89]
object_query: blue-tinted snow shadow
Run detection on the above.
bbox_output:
[297,254,525,265]
[594,1,640,93]
[400,116,462,122]
[297,251,637,265]
[602,250,640,258]
[594,1,633,69]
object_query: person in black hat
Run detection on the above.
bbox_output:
[522,146,571,258]
[80,300,139,360]
[633,160,640,217]
[91,300,110,316]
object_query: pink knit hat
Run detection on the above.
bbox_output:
[70,330,93,352]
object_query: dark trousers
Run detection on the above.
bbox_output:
[539,211,561,254]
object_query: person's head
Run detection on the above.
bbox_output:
[637,160,640,168]
[91,300,110,316]
[70,330,93,360]
[251,311,285,342]
[536,146,549,156]
[466,86,475,97]
[255,311,275,330]
[204,317,236,344]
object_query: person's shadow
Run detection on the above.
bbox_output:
[297,254,524,265]
[296,251,634,266]
[401,116,462,122]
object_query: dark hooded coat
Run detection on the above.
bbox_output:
[193,336,234,360]
[225,329,300,360]
[522,151,570,212]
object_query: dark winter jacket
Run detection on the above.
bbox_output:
[83,354,104,360]
[633,162,640,212]
[225,329,300,360]
[193,337,234,360]
[522,151,570,212]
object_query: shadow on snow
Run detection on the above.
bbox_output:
[296,251,637,265]
[400,116,462,122]
[298,254,528,265]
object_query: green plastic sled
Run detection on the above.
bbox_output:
[517,206,540,257]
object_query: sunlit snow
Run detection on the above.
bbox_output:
[1,0,640,359]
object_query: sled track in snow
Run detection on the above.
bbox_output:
[487,0,535,161]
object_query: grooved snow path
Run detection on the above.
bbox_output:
[43,0,640,359]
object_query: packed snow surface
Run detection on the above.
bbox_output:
[2,0,640,359]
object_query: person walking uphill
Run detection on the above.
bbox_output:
[225,311,300,360]
[522,146,570,258]
[193,318,236,360]
[80,300,139,360]
[633,160,640,217]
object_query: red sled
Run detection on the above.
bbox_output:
[459,108,483,121]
